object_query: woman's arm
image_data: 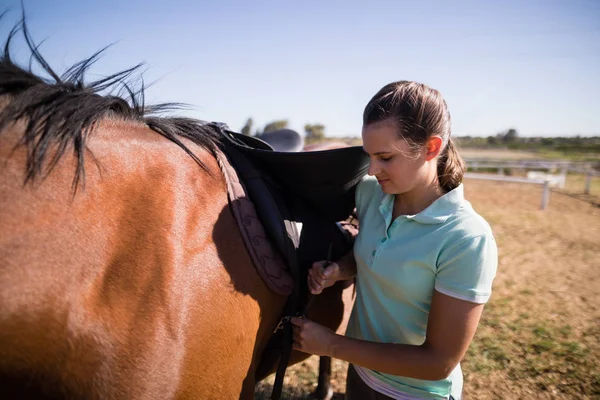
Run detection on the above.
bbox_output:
[292,290,484,381]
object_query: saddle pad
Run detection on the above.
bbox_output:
[215,148,294,295]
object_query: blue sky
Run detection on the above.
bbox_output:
[3,0,599,137]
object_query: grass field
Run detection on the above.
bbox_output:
[255,179,600,399]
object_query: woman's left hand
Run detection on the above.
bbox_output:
[290,317,337,356]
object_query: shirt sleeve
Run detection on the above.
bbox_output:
[435,234,498,304]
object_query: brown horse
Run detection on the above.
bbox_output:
[0,21,356,399]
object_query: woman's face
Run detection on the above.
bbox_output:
[362,119,428,195]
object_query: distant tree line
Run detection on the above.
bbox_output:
[239,122,600,154]
[455,129,600,154]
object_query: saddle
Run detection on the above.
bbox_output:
[211,123,369,400]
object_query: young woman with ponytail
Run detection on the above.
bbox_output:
[291,81,498,400]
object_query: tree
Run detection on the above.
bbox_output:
[304,123,326,143]
[241,118,253,136]
[541,138,554,146]
[262,120,289,134]
[503,128,519,143]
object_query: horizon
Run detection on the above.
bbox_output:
[2,0,599,138]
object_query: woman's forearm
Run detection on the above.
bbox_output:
[337,249,357,281]
[329,335,454,381]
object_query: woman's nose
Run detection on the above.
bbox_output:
[368,162,380,176]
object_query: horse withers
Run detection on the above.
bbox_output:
[0,20,362,399]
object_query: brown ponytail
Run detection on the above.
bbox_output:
[437,138,465,192]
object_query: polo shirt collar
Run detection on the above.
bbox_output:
[379,184,465,225]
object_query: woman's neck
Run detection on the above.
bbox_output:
[393,177,444,218]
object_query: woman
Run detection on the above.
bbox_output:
[291,81,498,400]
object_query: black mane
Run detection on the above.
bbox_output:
[0,14,222,191]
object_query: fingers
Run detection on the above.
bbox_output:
[291,317,308,352]
[308,279,324,295]
[309,263,325,281]
[308,262,339,295]
[308,275,323,295]
[307,266,324,295]
[322,262,340,279]
[292,341,305,352]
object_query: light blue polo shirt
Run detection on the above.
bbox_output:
[346,176,498,399]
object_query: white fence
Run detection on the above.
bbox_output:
[466,159,599,195]
[525,171,566,188]
[464,173,553,210]
[464,159,599,210]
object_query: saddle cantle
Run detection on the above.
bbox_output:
[255,128,305,152]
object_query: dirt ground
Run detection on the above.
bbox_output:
[255,178,600,399]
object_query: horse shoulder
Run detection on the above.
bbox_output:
[0,119,281,398]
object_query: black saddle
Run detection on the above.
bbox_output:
[219,127,369,221]
[212,123,369,399]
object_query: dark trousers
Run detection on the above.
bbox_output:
[345,364,456,400]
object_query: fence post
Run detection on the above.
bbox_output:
[541,180,550,210]
[585,173,592,195]
[559,167,567,189]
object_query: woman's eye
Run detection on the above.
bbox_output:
[380,156,392,162]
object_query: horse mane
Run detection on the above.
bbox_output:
[0,14,222,191]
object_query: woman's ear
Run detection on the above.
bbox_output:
[425,136,443,161]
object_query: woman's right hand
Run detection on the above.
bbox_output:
[308,261,341,295]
